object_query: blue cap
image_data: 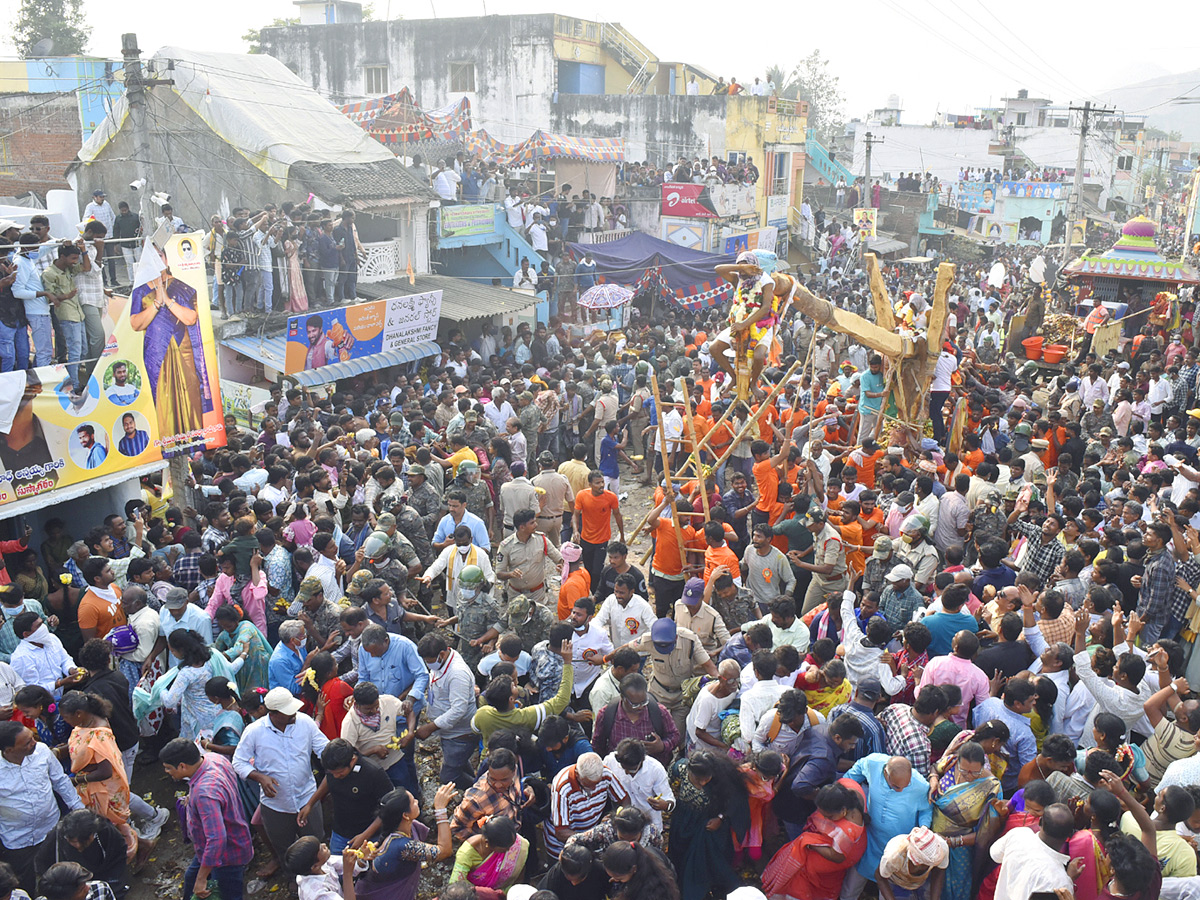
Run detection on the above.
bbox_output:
[650,618,677,646]
[681,578,705,605]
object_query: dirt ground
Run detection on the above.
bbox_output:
[125,475,665,900]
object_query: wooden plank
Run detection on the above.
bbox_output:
[923,261,957,363]
[864,253,896,332]
[681,384,711,522]
[1090,319,1122,359]
[792,283,909,360]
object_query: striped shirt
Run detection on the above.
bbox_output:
[544,764,628,858]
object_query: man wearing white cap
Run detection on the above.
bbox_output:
[877,825,949,898]
[232,686,329,863]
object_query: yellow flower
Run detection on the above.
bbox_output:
[59,574,73,585]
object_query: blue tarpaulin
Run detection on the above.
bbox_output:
[566,233,737,310]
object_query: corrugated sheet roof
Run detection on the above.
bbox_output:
[288,160,436,210]
[357,275,541,322]
[220,336,441,387]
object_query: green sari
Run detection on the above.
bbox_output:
[215,621,270,696]
[931,759,1003,900]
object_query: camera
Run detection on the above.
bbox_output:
[129,178,146,191]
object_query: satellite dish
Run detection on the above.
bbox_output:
[30,38,54,57]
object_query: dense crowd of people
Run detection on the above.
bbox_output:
[2,139,1200,900]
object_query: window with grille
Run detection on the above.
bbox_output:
[364,66,388,95]
[449,62,476,93]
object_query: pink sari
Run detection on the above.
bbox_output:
[762,780,866,900]
[733,766,779,862]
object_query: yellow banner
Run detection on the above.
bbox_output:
[0,232,227,506]
[852,207,877,238]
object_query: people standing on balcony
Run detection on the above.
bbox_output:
[686,75,699,96]
[433,160,461,206]
[505,187,523,229]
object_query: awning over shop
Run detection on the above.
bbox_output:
[356,275,542,322]
[221,335,441,387]
[0,460,166,521]
[865,236,908,255]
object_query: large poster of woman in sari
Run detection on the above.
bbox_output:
[128,239,215,457]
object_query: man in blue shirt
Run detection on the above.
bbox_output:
[268,620,308,696]
[432,500,490,552]
[117,413,149,457]
[857,355,887,437]
[76,424,107,469]
[843,753,933,899]
[574,253,597,293]
[11,234,52,366]
[973,678,1039,796]
[772,714,863,839]
[358,625,428,794]
[922,583,978,657]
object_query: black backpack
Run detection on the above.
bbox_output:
[221,232,247,283]
[595,696,665,749]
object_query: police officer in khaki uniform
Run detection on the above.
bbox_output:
[531,450,573,546]
[494,508,562,606]
[630,618,719,737]
[672,576,732,658]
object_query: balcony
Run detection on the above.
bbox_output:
[359,241,402,283]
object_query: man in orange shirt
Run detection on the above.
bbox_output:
[558,541,591,620]
[573,470,624,587]
[78,557,126,641]
[702,521,740,583]
[837,499,867,582]
[648,492,690,615]
[857,491,886,544]
[751,438,789,528]
[848,438,886,490]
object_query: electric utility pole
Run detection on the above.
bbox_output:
[121,33,191,506]
[863,131,885,200]
[1066,100,1114,260]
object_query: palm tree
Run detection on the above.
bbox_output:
[765,65,801,100]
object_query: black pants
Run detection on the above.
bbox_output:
[652,573,685,618]
[2,835,51,896]
[929,390,951,443]
[580,539,607,588]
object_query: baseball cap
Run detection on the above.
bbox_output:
[857,677,883,703]
[1092,398,1105,408]
[163,587,189,610]
[389,412,405,427]
[92,189,105,197]
[538,450,556,466]
[407,463,426,477]
[264,686,303,716]
[884,563,914,583]
[1098,427,1113,437]
[650,618,677,648]
[871,535,893,559]
[296,575,324,602]
[681,577,705,605]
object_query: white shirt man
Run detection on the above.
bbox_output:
[9,620,75,698]
[686,77,700,96]
[423,542,495,613]
[433,167,461,202]
[989,826,1073,900]
[504,193,524,228]
[593,592,657,649]
[602,752,674,830]
[232,694,329,817]
[739,673,787,747]
[528,219,549,253]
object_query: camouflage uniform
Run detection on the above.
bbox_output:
[518,401,545,465]
[408,480,443,537]
[450,475,493,524]
[971,490,1009,550]
[712,585,761,633]
[394,504,434,567]
[498,594,557,655]
[456,589,504,671]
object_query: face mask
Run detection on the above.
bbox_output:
[429,655,446,674]
[902,534,916,545]
[460,588,477,600]
[25,623,50,644]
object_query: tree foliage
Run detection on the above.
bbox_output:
[766,51,845,143]
[13,0,90,58]
[243,17,300,54]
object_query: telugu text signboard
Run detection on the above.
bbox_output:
[283,291,443,374]
[0,233,227,507]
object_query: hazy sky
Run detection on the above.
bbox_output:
[16,0,1200,125]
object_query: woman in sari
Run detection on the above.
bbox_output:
[448,815,528,900]
[762,780,867,900]
[666,750,750,900]
[928,740,1003,900]
[128,243,214,453]
[929,684,963,762]
[213,604,269,696]
[733,750,785,866]
[283,227,308,314]
[943,719,1010,784]
[795,659,851,717]
[355,784,457,900]
[199,676,260,819]
[300,651,354,740]
[58,692,137,861]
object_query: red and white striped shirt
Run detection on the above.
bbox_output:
[544,764,628,857]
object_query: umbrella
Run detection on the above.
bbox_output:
[578,283,633,310]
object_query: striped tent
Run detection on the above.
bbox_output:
[464,128,624,165]
[340,88,472,145]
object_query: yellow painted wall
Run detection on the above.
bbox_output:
[0,62,30,94]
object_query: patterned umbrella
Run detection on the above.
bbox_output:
[578,283,634,310]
